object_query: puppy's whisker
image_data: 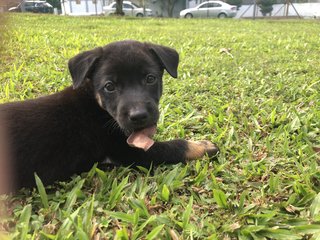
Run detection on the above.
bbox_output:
[103,119,115,129]
[110,121,120,135]
[104,119,122,135]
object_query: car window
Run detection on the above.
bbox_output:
[130,2,139,8]
[123,3,133,9]
[207,3,215,8]
[24,2,35,7]
[199,3,209,8]
[202,3,222,8]
[111,3,116,8]
[213,3,222,7]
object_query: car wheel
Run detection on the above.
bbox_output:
[185,13,193,18]
[136,13,143,17]
[218,13,227,18]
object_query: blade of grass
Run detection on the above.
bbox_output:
[17,204,32,239]
[213,189,228,209]
[182,196,193,229]
[34,173,49,209]
[146,224,165,240]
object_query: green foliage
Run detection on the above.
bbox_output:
[1,15,320,239]
[226,0,243,9]
[46,0,61,10]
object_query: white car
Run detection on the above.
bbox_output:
[103,1,152,17]
[180,1,237,18]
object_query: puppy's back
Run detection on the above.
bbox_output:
[0,87,111,188]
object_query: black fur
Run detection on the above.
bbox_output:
[0,40,218,190]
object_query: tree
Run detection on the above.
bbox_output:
[47,0,61,10]
[115,0,124,15]
[159,0,179,17]
[258,0,274,16]
[226,0,242,10]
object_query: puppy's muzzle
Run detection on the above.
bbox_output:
[128,108,148,124]
[124,105,158,151]
[119,101,159,132]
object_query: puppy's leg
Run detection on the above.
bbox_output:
[145,140,219,165]
[184,140,219,161]
[108,139,219,168]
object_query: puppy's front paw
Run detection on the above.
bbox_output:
[185,140,219,161]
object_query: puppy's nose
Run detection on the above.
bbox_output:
[129,109,148,122]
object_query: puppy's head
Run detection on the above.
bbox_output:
[68,40,179,135]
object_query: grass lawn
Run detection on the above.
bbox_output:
[0,14,320,239]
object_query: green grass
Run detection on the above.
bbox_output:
[1,14,320,239]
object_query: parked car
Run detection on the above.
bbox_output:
[180,1,237,18]
[103,1,152,17]
[8,1,53,13]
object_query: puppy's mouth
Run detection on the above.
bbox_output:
[126,125,157,152]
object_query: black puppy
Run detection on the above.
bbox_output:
[0,40,218,190]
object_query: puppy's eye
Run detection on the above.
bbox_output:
[145,74,157,85]
[104,82,116,92]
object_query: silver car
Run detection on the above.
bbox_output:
[103,1,152,17]
[180,1,237,18]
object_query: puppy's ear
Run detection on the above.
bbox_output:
[68,47,103,89]
[149,44,179,78]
